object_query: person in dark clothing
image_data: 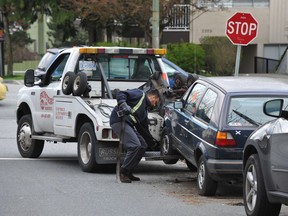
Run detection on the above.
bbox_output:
[110,88,160,183]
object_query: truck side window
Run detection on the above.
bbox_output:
[44,53,70,85]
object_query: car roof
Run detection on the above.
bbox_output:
[201,75,288,94]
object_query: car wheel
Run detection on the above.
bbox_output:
[78,122,101,172]
[186,159,197,172]
[62,71,76,95]
[197,155,217,196]
[73,72,88,96]
[160,128,179,164]
[17,114,44,158]
[243,154,281,216]
[186,73,199,87]
[173,73,186,89]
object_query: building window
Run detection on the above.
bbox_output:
[164,4,190,30]
[197,0,269,8]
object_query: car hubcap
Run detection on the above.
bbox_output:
[18,123,32,151]
[198,162,205,189]
[245,164,257,211]
[80,132,92,164]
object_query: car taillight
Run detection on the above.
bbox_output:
[215,131,236,147]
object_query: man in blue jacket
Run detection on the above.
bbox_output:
[110,88,160,183]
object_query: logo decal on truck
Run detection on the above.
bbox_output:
[40,91,54,111]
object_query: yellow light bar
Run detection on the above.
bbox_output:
[154,49,167,55]
[79,47,167,55]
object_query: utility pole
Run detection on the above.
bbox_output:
[0,11,4,77]
[152,0,159,48]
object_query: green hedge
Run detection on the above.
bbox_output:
[165,43,205,74]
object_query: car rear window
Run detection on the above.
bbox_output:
[227,97,288,127]
[77,54,160,80]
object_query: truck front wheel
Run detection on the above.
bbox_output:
[78,122,100,172]
[17,114,44,158]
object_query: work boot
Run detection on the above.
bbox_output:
[128,173,140,181]
[120,173,132,183]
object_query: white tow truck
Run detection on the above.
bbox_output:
[16,46,180,172]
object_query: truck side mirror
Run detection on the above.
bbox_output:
[24,69,35,87]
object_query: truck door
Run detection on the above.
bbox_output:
[34,53,70,133]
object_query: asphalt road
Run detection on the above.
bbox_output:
[0,82,287,216]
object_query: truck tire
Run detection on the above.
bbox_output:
[62,71,76,95]
[173,73,186,89]
[160,128,179,164]
[187,73,199,87]
[78,122,100,172]
[197,155,217,196]
[17,114,44,158]
[73,72,88,96]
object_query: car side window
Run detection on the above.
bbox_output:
[196,89,217,123]
[185,83,206,114]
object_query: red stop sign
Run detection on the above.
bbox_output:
[226,12,258,46]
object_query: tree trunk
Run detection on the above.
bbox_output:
[3,13,13,76]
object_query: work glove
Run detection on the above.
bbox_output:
[117,102,132,117]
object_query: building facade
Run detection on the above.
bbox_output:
[163,0,288,74]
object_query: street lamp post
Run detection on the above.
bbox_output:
[152,0,159,48]
[0,11,4,77]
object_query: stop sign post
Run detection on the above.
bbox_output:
[225,12,258,75]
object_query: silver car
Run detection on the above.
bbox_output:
[243,99,288,216]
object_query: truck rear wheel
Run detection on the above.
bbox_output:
[62,71,76,95]
[17,114,44,158]
[78,122,100,172]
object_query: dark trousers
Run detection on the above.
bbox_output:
[111,122,147,174]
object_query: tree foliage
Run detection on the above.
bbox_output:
[46,5,87,47]
[59,0,191,45]
[200,36,236,76]
[0,0,53,75]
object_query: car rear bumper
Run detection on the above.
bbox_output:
[207,159,243,174]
